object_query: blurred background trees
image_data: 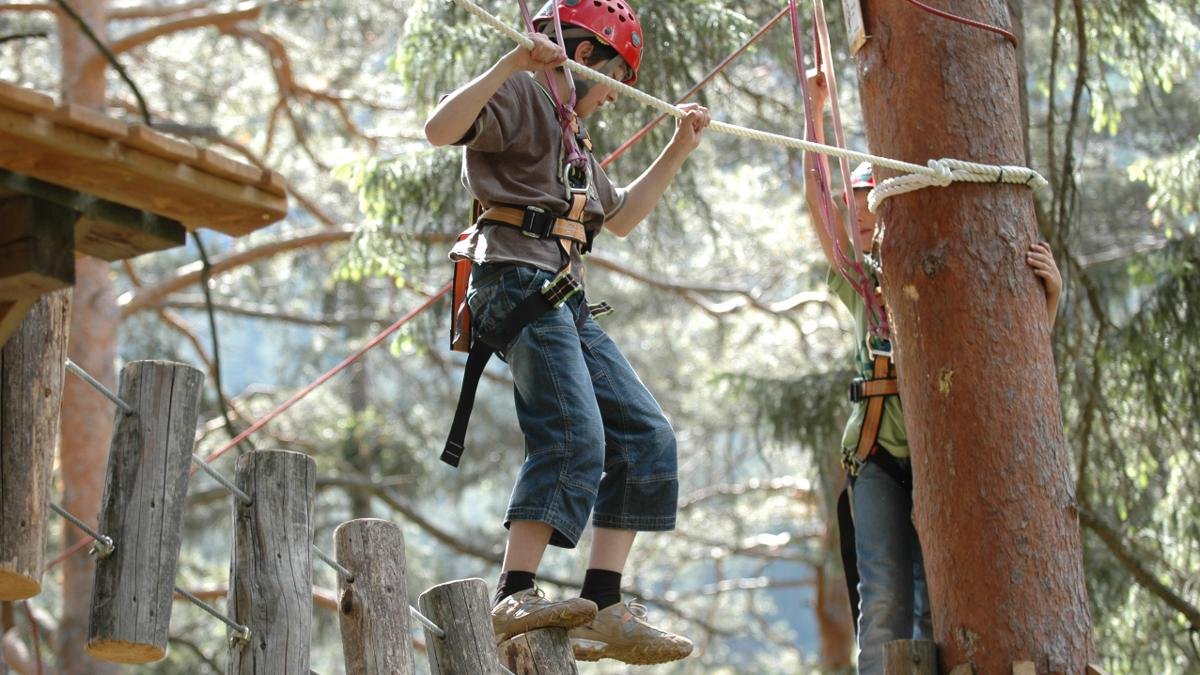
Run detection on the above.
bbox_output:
[1,0,1196,672]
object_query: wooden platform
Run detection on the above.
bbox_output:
[0,80,289,345]
[0,81,286,237]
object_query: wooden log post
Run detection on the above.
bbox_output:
[0,290,69,600]
[418,578,500,674]
[84,360,204,663]
[226,450,315,674]
[334,518,415,675]
[853,0,1095,671]
[498,628,578,675]
[883,639,937,675]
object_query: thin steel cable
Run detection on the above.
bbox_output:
[174,585,251,644]
[65,359,133,415]
[49,502,115,558]
[191,454,252,504]
[312,545,354,582]
[409,605,446,639]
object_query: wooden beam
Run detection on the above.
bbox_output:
[0,169,185,261]
[418,578,501,674]
[227,450,315,674]
[884,639,938,675]
[335,518,416,675]
[0,291,68,600]
[86,361,204,664]
[499,628,578,674]
[0,197,75,301]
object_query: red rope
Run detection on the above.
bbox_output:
[46,282,451,569]
[601,4,790,169]
[900,0,1018,48]
[197,281,452,468]
[23,601,43,675]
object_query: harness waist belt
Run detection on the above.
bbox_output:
[480,206,588,246]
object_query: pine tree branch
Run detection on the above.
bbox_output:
[109,0,210,21]
[90,2,263,65]
[1077,506,1200,631]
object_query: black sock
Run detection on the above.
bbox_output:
[580,568,623,610]
[494,570,536,605]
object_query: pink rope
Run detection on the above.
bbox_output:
[789,0,889,339]
[517,0,588,170]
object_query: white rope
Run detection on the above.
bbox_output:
[450,0,1048,210]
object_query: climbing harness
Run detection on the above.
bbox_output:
[449,0,1048,214]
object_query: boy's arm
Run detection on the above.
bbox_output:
[1026,241,1062,329]
[424,33,565,147]
[802,70,851,272]
[603,103,711,237]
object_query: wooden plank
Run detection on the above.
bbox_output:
[0,290,69,600]
[53,103,128,139]
[0,197,76,301]
[0,81,53,115]
[125,124,199,163]
[227,450,315,674]
[0,168,186,261]
[418,578,501,674]
[499,628,578,675]
[1086,664,1110,675]
[0,107,285,236]
[1013,662,1037,675]
[884,639,938,675]
[260,169,287,198]
[335,518,416,675]
[196,148,262,185]
[948,665,975,675]
[86,360,204,664]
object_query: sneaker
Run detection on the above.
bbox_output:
[491,588,598,644]
[569,601,694,665]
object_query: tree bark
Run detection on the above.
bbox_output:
[853,1,1094,672]
[56,0,118,671]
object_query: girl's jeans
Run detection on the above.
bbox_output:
[853,458,934,674]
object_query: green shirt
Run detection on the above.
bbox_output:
[828,271,909,460]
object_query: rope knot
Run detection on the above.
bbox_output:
[926,159,954,186]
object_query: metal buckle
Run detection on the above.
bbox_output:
[562,161,592,196]
[849,377,866,403]
[521,206,554,238]
[865,334,893,360]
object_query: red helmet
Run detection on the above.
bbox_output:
[533,0,643,84]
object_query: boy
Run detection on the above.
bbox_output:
[802,69,1061,674]
[424,0,708,665]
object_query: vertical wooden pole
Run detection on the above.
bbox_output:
[498,628,578,674]
[0,290,69,601]
[883,639,937,675]
[334,518,415,675]
[226,450,315,675]
[418,578,500,675]
[853,0,1094,670]
[85,360,204,663]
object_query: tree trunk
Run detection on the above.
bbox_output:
[56,0,118,672]
[853,1,1094,672]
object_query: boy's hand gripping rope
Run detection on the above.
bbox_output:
[449,0,1048,211]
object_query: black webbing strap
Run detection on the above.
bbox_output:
[836,472,861,634]
[835,445,915,637]
[441,273,581,468]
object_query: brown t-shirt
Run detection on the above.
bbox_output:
[448,72,626,273]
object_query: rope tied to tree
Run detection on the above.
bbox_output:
[448,0,1049,212]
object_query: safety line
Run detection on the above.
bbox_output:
[174,584,252,646]
[65,359,133,415]
[450,0,1047,210]
[600,4,790,169]
[196,281,452,468]
[899,0,1018,48]
[49,502,115,558]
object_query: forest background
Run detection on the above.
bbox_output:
[0,0,1197,673]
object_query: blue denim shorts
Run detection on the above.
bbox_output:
[467,262,679,548]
